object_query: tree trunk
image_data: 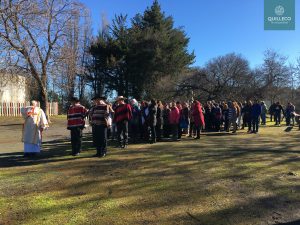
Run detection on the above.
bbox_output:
[68,87,75,102]
[40,87,49,119]
[125,78,129,98]
[40,70,49,120]
[78,76,85,100]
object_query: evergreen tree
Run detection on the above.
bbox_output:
[88,0,194,99]
[88,30,111,96]
[128,0,195,98]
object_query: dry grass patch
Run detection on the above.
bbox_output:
[1,120,300,224]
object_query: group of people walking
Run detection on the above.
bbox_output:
[269,102,296,126]
[21,97,298,158]
[66,96,206,157]
[65,96,298,158]
[201,100,296,133]
[67,95,131,157]
[201,100,263,134]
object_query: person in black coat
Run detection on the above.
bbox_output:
[204,102,212,131]
[269,103,276,122]
[163,103,171,138]
[130,99,141,143]
[141,101,149,141]
[212,103,222,132]
[274,102,284,125]
[148,99,157,143]
[156,100,164,141]
[222,103,229,132]
[243,101,252,133]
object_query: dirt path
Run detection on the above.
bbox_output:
[0,116,90,153]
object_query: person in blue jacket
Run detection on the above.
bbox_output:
[251,99,262,133]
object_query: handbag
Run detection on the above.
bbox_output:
[104,105,110,127]
[107,117,112,127]
[180,119,188,129]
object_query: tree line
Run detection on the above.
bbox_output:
[177,50,299,104]
[0,0,299,115]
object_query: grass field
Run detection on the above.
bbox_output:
[1,117,300,225]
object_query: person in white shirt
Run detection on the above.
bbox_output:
[21,100,49,157]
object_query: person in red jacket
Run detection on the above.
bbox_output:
[89,95,111,157]
[67,97,88,156]
[193,100,205,139]
[169,102,180,141]
[113,96,132,148]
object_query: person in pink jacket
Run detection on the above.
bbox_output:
[169,102,180,141]
[193,100,205,139]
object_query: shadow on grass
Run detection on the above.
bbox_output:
[8,150,300,225]
[0,135,96,168]
[2,128,300,224]
[202,132,237,136]
[3,131,299,169]
[0,123,22,126]
[285,126,294,132]
[276,220,300,225]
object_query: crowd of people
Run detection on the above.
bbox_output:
[65,96,298,158]
[20,97,298,158]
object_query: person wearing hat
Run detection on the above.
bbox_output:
[113,96,132,148]
[90,95,112,157]
[67,97,88,156]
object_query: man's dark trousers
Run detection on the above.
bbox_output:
[274,113,281,125]
[252,116,259,132]
[149,125,156,143]
[70,127,82,155]
[117,120,128,147]
[92,125,96,146]
[93,125,107,156]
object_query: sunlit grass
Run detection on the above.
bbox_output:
[1,117,300,224]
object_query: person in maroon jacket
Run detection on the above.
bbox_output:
[113,96,132,148]
[89,95,111,157]
[193,100,205,139]
[67,97,88,156]
[169,102,180,141]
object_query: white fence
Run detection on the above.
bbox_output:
[0,101,58,116]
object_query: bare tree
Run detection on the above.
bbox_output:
[295,57,300,87]
[0,0,84,115]
[177,53,252,101]
[77,10,92,101]
[260,49,290,103]
[51,5,92,108]
[85,14,110,97]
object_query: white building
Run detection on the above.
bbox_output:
[0,73,26,102]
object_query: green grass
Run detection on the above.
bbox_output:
[1,120,300,225]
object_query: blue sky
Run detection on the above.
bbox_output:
[83,0,300,68]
